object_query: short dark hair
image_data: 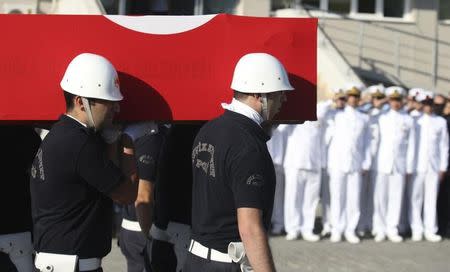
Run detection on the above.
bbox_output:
[389,97,402,102]
[348,94,360,98]
[63,91,76,111]
[233,90,261,100]
[422,99,434,106]
[233,90,247,100]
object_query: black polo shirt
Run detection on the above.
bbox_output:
[122,127,166,221]
[154,124,203,229]
[0,126,40,235]
[30,115,123,258]
[191,110,276,252]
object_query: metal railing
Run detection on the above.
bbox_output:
[299,4,450,90]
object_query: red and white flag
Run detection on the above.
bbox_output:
[0,14,317,122]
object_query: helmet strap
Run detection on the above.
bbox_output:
[81,97,97,131]
[261,94,269,121]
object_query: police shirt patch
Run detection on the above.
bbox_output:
[31,165,37,179]
[139,154,154,165]
[34,148,45,181]
[246,174,263,187]
[192,142,216,178]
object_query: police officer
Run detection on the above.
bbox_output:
[266,124,289,235]
[150,124,201,272]
[403,88,429,236]
[405,88,422,114]
[409,91,448,242]
[374,86,415,243]
[283,119,323,242]
[438,98,450,237]
[408,88,424,118]
[0,126,41,272]
[358,84,386,237]
[433,94,447,116]
[184,53,293,271]
[320,88,347,236]
[119,122,166,272]
[327,83,371,244]
[31,53,139,272]
[400,88,425,235]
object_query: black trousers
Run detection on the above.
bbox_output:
[182,252,240,272]
[150,239,177,272]
[119,228,149,272]
[76,268,102,272]
[438,173,450,237]
[0,252,17,272]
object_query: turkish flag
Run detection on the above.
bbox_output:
[0,14,316,122]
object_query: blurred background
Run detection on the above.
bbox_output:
[1,1,450,272]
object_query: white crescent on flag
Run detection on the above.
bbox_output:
[104,14,217,35]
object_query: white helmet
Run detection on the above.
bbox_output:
[230,53,294,94]
[60,53,123,101]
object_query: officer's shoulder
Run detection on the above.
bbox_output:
[377,111,391,121]
[402,115,416,128]
[404,113,414,122]
[197,115,222,133]
[357,110,369,120]
[201,115,251,146]
[202,113,237,131]
[434,115,447,127]
[52,120,93,148]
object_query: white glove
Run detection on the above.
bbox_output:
[123,122,158,141]
[101,126,122,144]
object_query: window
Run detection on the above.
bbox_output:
[358,0,375,13]
[169,0,195,15]
[270,0,411,19]
[303,0,321,8]
[329,0,351,13]
[440,0,450,20]
[384,0,404,18]
[100,0,119,14]
[203,1,238,14]
[272,0,294,10]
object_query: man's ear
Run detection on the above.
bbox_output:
[74,96,84,111]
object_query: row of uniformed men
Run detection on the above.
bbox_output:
[268,84,449,244]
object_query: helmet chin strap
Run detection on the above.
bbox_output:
[81,97,97,131]
[260,94,269,121]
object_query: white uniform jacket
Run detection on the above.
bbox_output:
[368,107,386,170]
[327,106,372,173]
[414,114,449,173]
[283,122,323,171]
[376,109,416,175]
[322,107,342,169]
[317,100,333,120]
[410,109,422,119]
[267,124,289,166]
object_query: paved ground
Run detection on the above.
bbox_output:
[103,236,450,272]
